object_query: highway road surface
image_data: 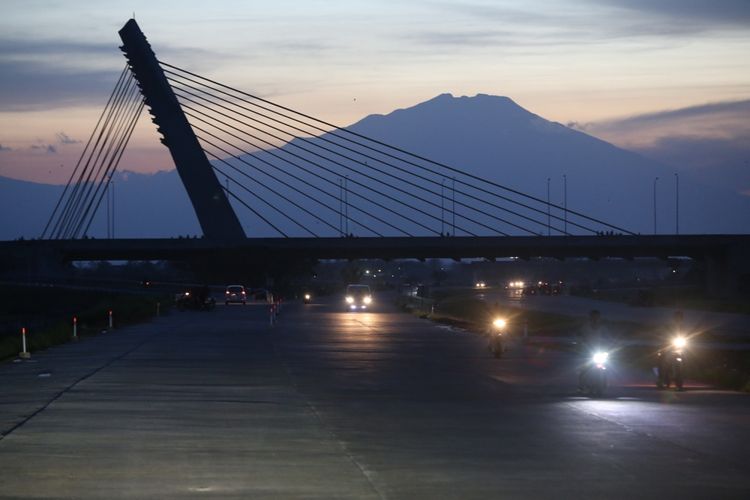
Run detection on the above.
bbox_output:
[1,296,748,499]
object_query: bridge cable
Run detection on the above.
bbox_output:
[213,166,290,237]
[52,67,135,238]
[200,136,371,237]
[175,92,486,237]
[180,102,438,236]
[188,114,407,236]
[166,73,561,236]
[161,62,633,235]
[65,78,142,238]
[42,64,130,239]
[184,107,417,236]
[56,74,138,238]
[79,98,145,238]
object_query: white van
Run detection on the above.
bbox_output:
[345,284,373,311]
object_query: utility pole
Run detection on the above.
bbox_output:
[339,178,343,236]
[111,179,115,239]
[675,173,679,235]
[441,178,446,235]
[344,175,349,236]
[563,174,567,235]
[653,177,659,234]
[452,177,456,236]
[106,182,110,239]
[546,177,551,236]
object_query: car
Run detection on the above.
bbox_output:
[224,285,247,305]
[303,292,312,304]
[345,284,373,311]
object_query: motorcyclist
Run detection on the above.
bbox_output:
[656,310,685,388]
[577,309,610,391]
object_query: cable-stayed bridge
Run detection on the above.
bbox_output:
[2,19,748,293]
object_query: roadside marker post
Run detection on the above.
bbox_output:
[108,310,113,330]
[156,302,161,317]
[72,316,78,341]
[19,327,31,359]
[269,304,275,326]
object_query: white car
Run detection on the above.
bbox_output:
[345,284,373,311]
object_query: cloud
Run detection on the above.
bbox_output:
[427,0,750,50]
[30,143,57,154]
[590,100,750,133]
[56,132,81,145]
[0,36,230,112]
[578,99,750,195]
[0,59,120,112]
[590,0,750,28]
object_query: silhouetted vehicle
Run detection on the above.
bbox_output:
[225,285,247,305]
[176,286,215,311]
[303,292,312,304]
[580,348,610,397]
[657,336,687,390]
[345,284,372,311]
[487,317,508,358]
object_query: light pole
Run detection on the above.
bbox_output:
[675,173,679,235]
[111,180,115,239]
[653,177,659,234]
[452,177,456,236]
[562,174,567,235]
[441,178,446,235]
[546,177,551,236]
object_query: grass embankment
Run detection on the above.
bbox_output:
[397,293,750,391]
[0,285,169,361]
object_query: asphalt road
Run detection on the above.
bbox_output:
[1,296,748,499]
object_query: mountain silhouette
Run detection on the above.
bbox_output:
[2,93,748,239]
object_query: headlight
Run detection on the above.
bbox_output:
[184,292,190,297]
[592,352,609,364]
[363,296,372,304]
[492,318,507,329]
[672,337,687,349]
[304,294,311,300]
[345,296,354,304]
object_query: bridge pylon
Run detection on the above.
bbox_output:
[118,19,245,240]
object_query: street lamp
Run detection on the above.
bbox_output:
[546,177,551,236]
[675,173,679,235]
[562,174,567,235]
[441,178,446,235]
[653,177,659,234]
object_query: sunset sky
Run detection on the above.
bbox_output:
[1,0,749,185]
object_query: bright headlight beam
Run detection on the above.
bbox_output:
[492,318,506,329]
[673,337,687,349]
[592,352,609,364]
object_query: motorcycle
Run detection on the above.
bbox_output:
[657,335,687,390]
[176,289,216,311]
[580,349,610,397]
[487,317,508,358]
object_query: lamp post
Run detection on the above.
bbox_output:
[675,173,679,235]
[452,177,456,236]
[562,174,567,235]
[653,177,659,234]
[546,177,551,236]
[441,178,446,235]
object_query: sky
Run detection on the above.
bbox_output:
[1,0,749,185]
